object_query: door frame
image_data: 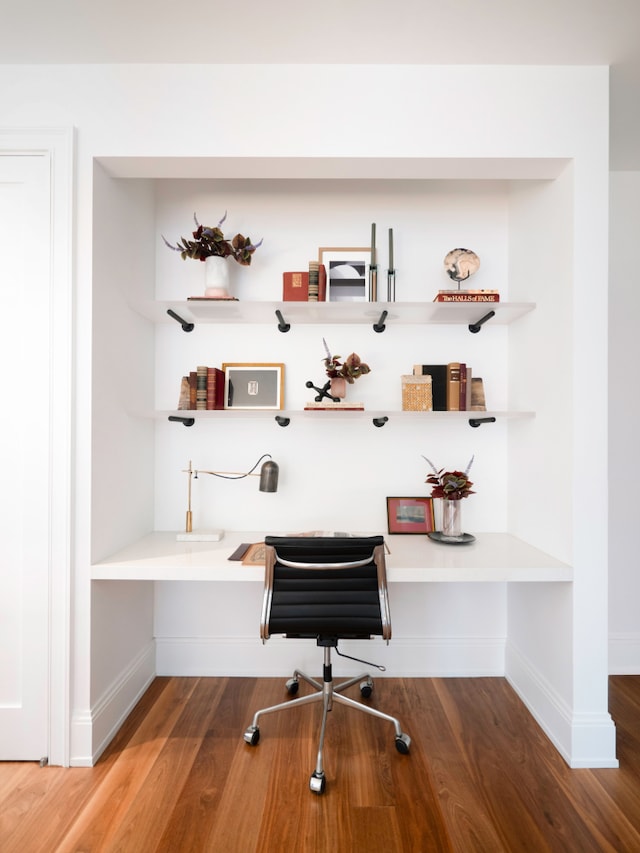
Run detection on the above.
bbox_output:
[0,128,74,765]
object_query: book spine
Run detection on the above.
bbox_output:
[459,363,467,411]
[282,271,309,301]
[308,261,319,301]
[214,368,225,409]
[317,263,327,301]
[206,367,216,410]
[177,375,190,410]
[470,376,487,411]
[434,293,500,302]
[196,365,207,410]
[189,371,198,410]
[414,364,448,411]
[446,362,461,411]
[304,405,365,411]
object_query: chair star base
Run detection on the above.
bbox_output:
[243,644,411,794]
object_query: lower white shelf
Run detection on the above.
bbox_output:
[91,531,572,583]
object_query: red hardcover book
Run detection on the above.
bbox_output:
[434,292,500,302]
[282,271,309,301]
[318,263,327,301]
[206,367,225,410]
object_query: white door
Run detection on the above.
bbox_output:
[0,153,53,760]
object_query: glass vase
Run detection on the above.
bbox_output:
[441,498,463,540]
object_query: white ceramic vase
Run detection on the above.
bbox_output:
[204,255,231,298]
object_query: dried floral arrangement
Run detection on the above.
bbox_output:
[322,338,371,383]
[163,212,262,265]
[423,455,475,500]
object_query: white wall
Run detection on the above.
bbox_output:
[609,171,640,673]
[0,63,613,766]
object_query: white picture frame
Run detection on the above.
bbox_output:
[318,246,371,302]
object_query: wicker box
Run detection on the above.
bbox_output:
[401,375,433,411]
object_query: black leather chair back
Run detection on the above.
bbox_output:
[261,535,390,642]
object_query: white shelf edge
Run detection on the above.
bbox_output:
[146,409,535,422]
[131,299,535,327]
[91,531,571,583]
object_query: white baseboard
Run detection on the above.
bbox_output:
[155,635,506,678]
[506,641,618,768]
[71,635,622,769]
[70,641,156,767]
[609,633,640,674]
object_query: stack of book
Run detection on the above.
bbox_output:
[433,289,499,303]
[282,263,327,301]
[412,364,486,411]
[304,398,364,411]
[177,365,225,410]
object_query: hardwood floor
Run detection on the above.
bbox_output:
[1,675,639,852]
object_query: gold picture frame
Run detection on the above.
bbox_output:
[222,363,285,410]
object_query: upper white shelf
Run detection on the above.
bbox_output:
[158,409,534,424]
[91,531,572,583]
[131,299,535,327]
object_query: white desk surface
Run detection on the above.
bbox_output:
[92,531,572,583]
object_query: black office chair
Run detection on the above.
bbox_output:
[243,535,411,794]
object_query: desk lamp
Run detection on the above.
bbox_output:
[178,454,279,542]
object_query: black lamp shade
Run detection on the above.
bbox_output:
[259,459,279,492]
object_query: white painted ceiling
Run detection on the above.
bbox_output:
[2,0,639,169]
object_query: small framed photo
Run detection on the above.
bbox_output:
[319,247,371,302]
[222,363,285,410]
[386,497,435,534]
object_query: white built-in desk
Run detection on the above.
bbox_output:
[92,531,572,584]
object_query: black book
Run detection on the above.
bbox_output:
[413,364,448,411]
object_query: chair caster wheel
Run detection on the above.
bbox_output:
[309,772,326,794]
[244,726,260,746]
[360,678,373,698]
[395,732,411,754]
[286,678,299,695]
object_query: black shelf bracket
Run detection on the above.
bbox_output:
[468,310,496,334]
[275,415,290,427]
[166,308,194,333]
[373,310,388,333]
[168,415,195,427]
[305,380,341,404]
[275,309,291,333]
[469,416,496,428]
[373,416,389,428]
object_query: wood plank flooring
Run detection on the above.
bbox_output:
[1,675,639,852]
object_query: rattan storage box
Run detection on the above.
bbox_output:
[401,374,433,411]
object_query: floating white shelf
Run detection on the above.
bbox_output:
[153,409,534,423]
[131,299,535,327]
[92,531,571,583]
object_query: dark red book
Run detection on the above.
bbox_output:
[206,367,225,410]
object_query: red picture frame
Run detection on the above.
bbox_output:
[386,497,435,534]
